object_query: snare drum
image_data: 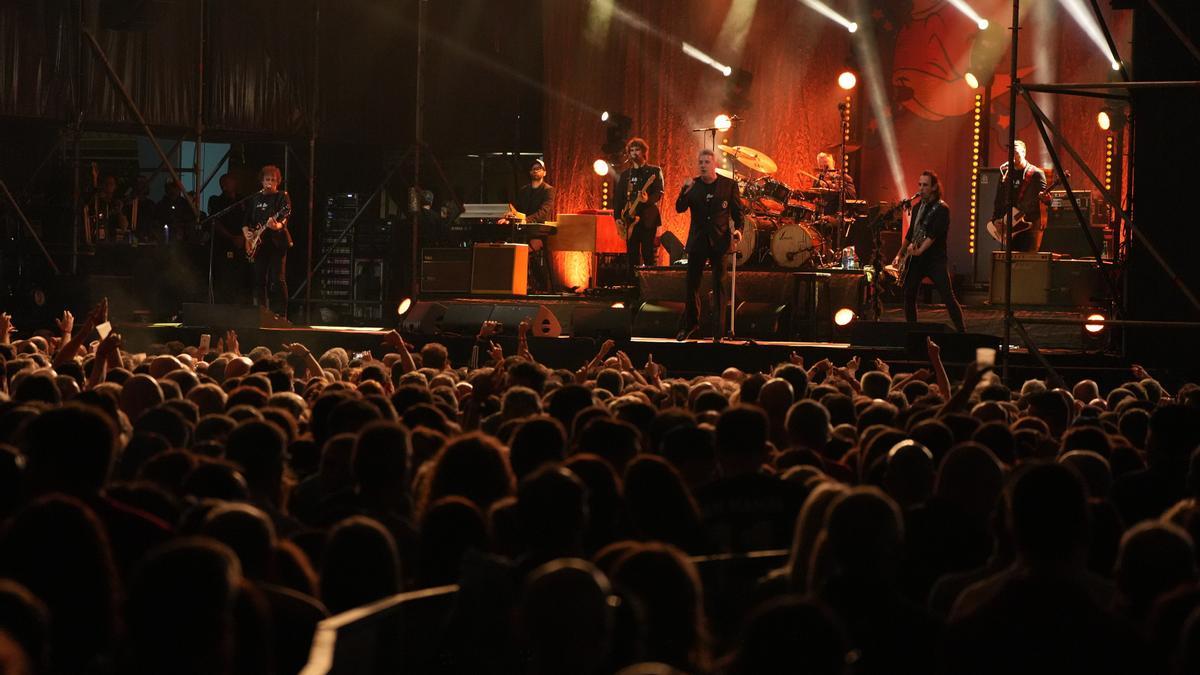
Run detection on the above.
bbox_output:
[752,177,792,213]
[770,223,826,268]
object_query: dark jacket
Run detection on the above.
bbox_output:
[613,164,665,231]
[991,162,1047,224]
[514,182,555,223]
[675,174,745,254]
[906,198,950,260]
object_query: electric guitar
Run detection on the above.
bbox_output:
[616,172,657,240]
[986,170,1065,243]
[243,202,292,261]
[896,221,927,287]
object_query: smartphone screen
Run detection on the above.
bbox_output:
[96,321,112,340]
[199,334,211,350]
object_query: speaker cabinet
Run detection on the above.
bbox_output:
[472,244,529,295]
[734,302,789,339]
[421,248,472,293]
[572,306,632,341]
[487,304,564,338]
[632,301,686,338]
[402,301,447,335]
[438,303,495,335]
[974,168,1004,283]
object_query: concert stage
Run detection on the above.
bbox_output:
[119,284,1138,389]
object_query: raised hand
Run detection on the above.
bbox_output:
[874,357,891,376]
[55,310,75,337]
[95,331,122,358]
[478,320,501,340]
[282,342,312,357]
[599,339,616,357]
[926,336,941,362]
[844,355,861,375]
[616,350,635,371]
[789,351,804,367]
[488,341,503,363]
[225,329,240,355]
[1131,364,1150,380]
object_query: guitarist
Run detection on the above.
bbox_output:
[990,139,1047,252]
[245,165,293,319]
[613,138,665,273]
[895,170,966,332]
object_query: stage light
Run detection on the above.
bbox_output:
[593,159,610,176]
[396,298,412,316]
[601,111,610,122]
[714,114,733,131]
[611,302,625,309]
[968,93,983,255]
[945,0,990,32]
[681,42,733,77]
[797,1,857,34]
[1097,110,1111,131]
[965,72,980,89]
[1059,0,1123,74]
[837,71,857,90]
[1084,313,1106,333]
[834,308,856,326]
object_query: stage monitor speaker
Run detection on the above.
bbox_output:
[438,303,495,336]
[734,302,789,339]
[472,244,529,295]
[181,303,290,329]
[402,301,447,335]
[660,231,686,265]
[974,168,1004,283]
[572,306,632,341]
[905,331,1000,361]
[488,304,564,337]
[632,301,685,338]
[421,248,472,293]
[849,321,947,348]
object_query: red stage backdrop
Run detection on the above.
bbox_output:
[543,0,1130,272]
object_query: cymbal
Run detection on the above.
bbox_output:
[821,143,862,155]
[716,167,735,179]
[717,145,778,174]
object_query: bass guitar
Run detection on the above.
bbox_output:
[986,170,1065,244]
[616,173,657,240]
[243,202,293,261]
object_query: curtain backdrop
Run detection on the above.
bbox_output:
[544,0,1131,266]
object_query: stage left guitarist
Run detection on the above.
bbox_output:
[245,164,293,319]
[893,170,966,333]
[613,137,665,274]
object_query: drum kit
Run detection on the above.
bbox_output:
[718,144,860,270]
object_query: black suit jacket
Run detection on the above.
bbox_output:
[613,164,665,231]
[675,175,744,254]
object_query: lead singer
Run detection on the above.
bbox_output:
[675,148,744,343]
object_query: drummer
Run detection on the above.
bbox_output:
[812,152,857,199]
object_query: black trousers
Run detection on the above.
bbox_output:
[682,243,727,337]
[903,254,965,332]
[254,247,288,318]
[627,223,657,270]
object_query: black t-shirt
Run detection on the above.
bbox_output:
[906,198,950,260]
[515,183,554,223]
[245,190,293,252]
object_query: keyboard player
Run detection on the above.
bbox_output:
[502,158,556,291]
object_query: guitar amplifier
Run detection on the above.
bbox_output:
[421,248,472,293]
[989,252,1105,306]
[471,243,529,295]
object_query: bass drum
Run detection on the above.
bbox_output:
[770,223,825,269]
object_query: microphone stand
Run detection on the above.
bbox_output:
[198,189,264,304]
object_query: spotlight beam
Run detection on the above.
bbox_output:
[945,0,990,30]
[1058,0,1123,71]
[797,0,857,33]
[682,42,733,76]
